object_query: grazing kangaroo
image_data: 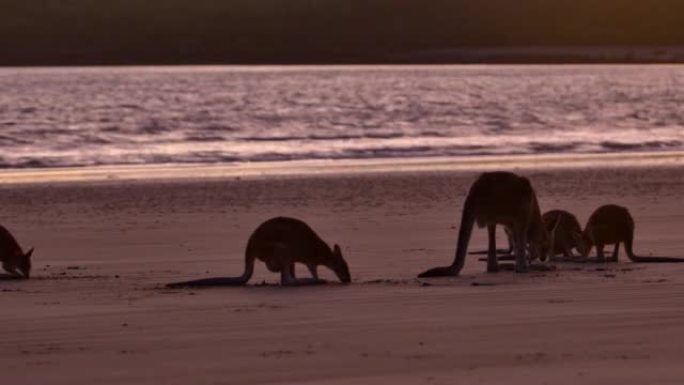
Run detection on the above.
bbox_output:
[543,209,589,259]
[418,171,549,277]
[167,217,351,287]
[582,204,684,263]
[0,225,33,279]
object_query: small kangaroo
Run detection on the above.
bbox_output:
[167,217,351,287]
[543,209,589,259]
[582,204,684,263]
[0,225,33,279]
[418,171,549,277]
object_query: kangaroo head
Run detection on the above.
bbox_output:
[532,237,550,263]
[529,219,553,262]
[18,247,33,278]
[574,231,592,258]
[329,244,351,283]
[541,215,564,261]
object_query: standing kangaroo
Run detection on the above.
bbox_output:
[418,171,549,277]
[543,209,589,259]
[582,204,684,263]
[0,225,33,279]
[167,217,351,287]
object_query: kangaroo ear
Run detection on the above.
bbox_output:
[549,218,561,250]
[24,248,34,259]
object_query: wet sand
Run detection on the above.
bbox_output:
[1,164,684,384]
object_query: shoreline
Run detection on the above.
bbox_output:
[1,150,683,185]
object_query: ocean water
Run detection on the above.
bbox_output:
[1,65,683,169]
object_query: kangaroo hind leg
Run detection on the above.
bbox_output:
[609,243,620,262]
[514,227,528,273]
[307,264,319,280]
[280,252,326,286]
[596,244,606,263]
[2,263,20,277]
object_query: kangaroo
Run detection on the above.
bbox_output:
[418,171,549,277]
[582,204,684,263]
[0,225,33,279]
[543,209,589,259]
[167,217,351,287]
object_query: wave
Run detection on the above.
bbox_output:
[184,134,226,142]
[1,138,681,169]
[600,140,682,151]
[237,131,452,142]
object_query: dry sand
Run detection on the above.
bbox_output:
[1,163,684,384]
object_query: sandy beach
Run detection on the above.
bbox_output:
[1,160,684,384]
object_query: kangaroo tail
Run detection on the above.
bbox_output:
[168,246,257,288]
[469,249,512,255]
[629,256,684,263]
[624,233,684,262]
[418,193,476,278]
[166,276,249,288]
[478,255,516,262]
[450,192,477,273]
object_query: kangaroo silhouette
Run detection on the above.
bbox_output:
[543,209,589,259]
[582,204,684,263]
[418,171,550,277]
[167,217,351,287]
[0,225,33,279]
